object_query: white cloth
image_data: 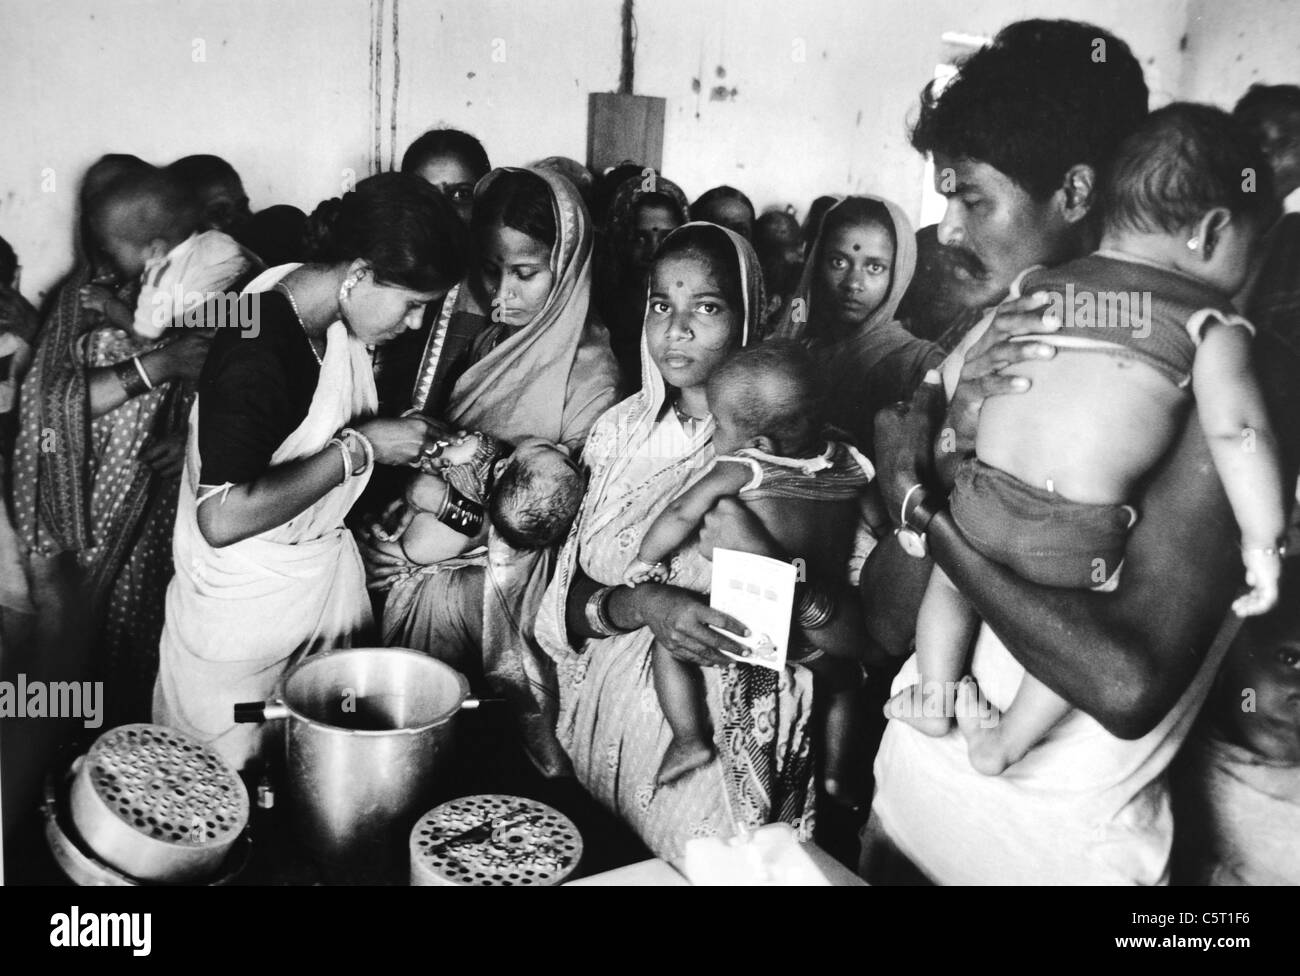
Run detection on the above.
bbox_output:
[873,618,1235,884]
[132,230,259,340]
[1172,730,1300,886]
[153,265,376,771]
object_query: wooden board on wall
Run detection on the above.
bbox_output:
[587,92,666,175]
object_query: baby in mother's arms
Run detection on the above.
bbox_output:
[889,104,1290,775]
[372,431,585,563]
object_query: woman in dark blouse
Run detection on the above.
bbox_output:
[154,173,470,771]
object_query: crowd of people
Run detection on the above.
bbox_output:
[1,17,1298,884]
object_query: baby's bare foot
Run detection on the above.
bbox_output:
[883,682,953,737]
[656,736,715,786]
[955,679,1014,776]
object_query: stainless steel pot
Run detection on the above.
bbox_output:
[234,647,482,882]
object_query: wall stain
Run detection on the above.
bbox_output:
[710,85,739,102]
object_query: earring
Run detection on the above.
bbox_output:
[339,271,362,304]
[1187,237,1200,251]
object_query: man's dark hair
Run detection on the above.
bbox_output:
[693,185,755,217]
[910,19,1149,200]
[401,128,491,181]
[0,235,17,285]
[1103,103,1275,236]
[167,154,242,193]
[1233,83,1300,129]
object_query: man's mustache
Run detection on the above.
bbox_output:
[938,243,988,279]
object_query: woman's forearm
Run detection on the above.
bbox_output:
[86,347,175,417]
[87,365,134,416]
[197,447,352,547]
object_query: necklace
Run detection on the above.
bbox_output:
[276,282,323,365]
[672,397,711,435]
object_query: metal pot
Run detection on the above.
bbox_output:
[234,647,481,882]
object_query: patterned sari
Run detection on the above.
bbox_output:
[10,267,188,721]
[535,224,817,863]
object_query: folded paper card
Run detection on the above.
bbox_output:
[708,548,797,671]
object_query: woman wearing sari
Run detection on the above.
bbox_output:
[774,195,943,454]
[535,223,868,861]
[10,154,225,724]
[154,174,467,771]
[365,167,619,776]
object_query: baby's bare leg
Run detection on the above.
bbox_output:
[651,642,716,786]
[955,673,1071,775]
[807,655,868,808]
[884,566,978,736]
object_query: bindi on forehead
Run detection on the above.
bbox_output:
[675,280,684,288]
[852,244,861,251]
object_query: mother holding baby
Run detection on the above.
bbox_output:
[534,222,868,861]
[361,167,621,775]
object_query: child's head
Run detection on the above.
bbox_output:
[167,154,251,235]
[1213,564,1300,762]
[471,169,557,329]
[488,437,585,551]
[86,168,200,279]
[1103,103,1277,295]
[812,198,897,331]
[646,223,748,392]
[706,339,822,457]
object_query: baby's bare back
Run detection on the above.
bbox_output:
[743,494,857,579]
[977,343,1189,505]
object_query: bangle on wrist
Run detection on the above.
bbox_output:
[1243,540,1288,559]
[339,427,374,477]
[114,359,150,398]
[794,582,835,630]
[584,585,630,637]
[132,355,155,391]
[327,436,352,484]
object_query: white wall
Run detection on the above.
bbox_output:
[2,0,1284,307]
[638,0,1189,224]
[0,0,374,302]
[1182,0,1300,108]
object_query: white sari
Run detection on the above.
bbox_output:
[153,266,376,771]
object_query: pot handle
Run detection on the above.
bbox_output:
[233,699,290,724]
[459,697,504,710]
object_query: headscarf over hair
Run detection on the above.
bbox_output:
[444,166,619,449]
[604,172,691,257]
[607,221,764,492]
[773,194,917,346]
[772,194,939,451]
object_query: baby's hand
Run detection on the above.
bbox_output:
[79,284,113,314]
[623,557,668,586]
[371,499,417,543]
[1233,545,1284,617]
[440,432,478,466]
